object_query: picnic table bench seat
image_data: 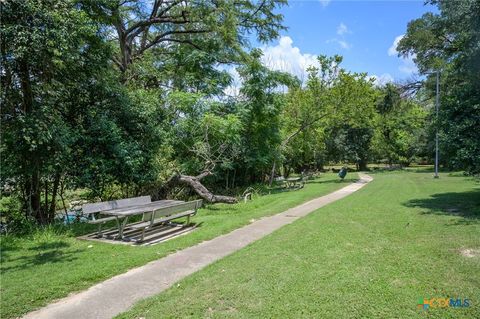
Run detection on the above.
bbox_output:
[82,196,152,237]
[129,199,203,242]
[87,216,117,224]
[274,174,307,189]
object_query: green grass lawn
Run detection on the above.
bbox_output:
[116,170,480,319]
[0,173,356,319]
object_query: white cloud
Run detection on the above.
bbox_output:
[261,36,319,80]
[388,34,404,56]
[327,23,352,50]
[388,34,418,75]
[319,0,331,7]
[337,39,351,49]
[222,36,319,95]
[327,38,352,50]
[223,67,241,97]
[398,55,418,74]
[370,73,394,87]
[337,23,349,36]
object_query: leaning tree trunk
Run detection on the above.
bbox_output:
[166,171,237,204]
[178,174,237,204]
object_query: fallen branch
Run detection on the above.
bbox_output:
[167,171,238,204]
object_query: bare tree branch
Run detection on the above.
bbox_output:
[136,29,209,55]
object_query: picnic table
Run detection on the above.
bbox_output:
[100,200,184,239]
[285,177,302,188]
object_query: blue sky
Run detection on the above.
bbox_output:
[255,0,438,84]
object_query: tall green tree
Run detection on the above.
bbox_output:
[237,49,297,182]
[1,0,112,222]
[80,0,287,75]
[372,84,427,166]
[397,0,480,174]
[282,56,377,173]
[0,0,161,223]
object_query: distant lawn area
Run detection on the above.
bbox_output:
[0,173,356,319]
[116,170,480,319]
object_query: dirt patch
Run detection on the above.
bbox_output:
[460,248,480,258]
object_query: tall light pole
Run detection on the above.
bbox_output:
[434,70,440,178]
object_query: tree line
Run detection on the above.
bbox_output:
[1,0,478,228]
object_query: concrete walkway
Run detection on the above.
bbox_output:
[24,174,373,319]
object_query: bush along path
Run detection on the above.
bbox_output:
[23,174,373,319]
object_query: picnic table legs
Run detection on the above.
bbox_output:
[115,212,150,240]
[116,216,130,239]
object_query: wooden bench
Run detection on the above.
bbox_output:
[130,199,203,242]
[82,196,151,237]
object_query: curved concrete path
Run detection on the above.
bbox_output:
[23,174,373,319]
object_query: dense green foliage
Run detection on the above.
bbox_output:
[1,0,474,229]
[373,84,427,166]
[1,0,147,225]
[117,170,480,319]
[1,2,478,318]
[398,0,480,174]
[0,0,291,225]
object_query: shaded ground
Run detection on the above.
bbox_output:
[405,189,480,225]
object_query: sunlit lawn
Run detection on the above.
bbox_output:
[117,170,480,319]
[0,173,356,319]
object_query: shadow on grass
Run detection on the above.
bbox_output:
[307,178,357,185]
[0,236,86,274]
[28,241,70,251]
[404,190,480,225]
[0,238,20,260]
[1,240,84,274]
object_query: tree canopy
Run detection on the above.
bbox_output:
[397,0,480,174]
[1,0,474,230]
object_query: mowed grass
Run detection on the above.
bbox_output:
[116,170,480,319]
[0,173,356,319]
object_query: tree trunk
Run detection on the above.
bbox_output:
[48,173,61,222]
[358,158,368,171]
[31,169,42,223]
[284,166,291,178]
[177,174,237,204]
[19,59,43,223]
[225,170,229,190]
[25,173,41,223]
[44,180,49,219]
[268,161,276,187]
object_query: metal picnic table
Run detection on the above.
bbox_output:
[100,200,184,239]
[285,177,302,188]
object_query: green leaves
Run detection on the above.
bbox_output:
[372,85,427,165]
[398,0,480,174]
[281,55,378,170]
[237,50,294,172]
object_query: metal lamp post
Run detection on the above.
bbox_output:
[434,71,440,179]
